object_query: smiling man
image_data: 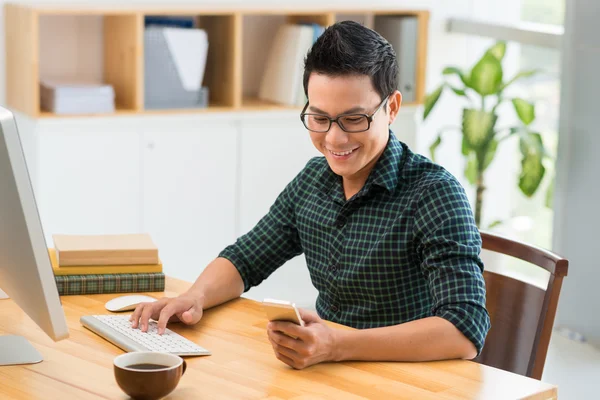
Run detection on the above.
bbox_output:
[131,21,490,369]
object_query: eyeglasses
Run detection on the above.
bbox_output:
[300,96,389,133]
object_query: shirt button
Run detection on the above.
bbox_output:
[336,217,346,228]
[330,304,339,312]
[330,264,338,272]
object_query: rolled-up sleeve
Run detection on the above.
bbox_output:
[218,160,314,292]
[414,178,491,355]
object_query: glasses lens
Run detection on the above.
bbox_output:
[303,115,331,132]
[339,115,369,132]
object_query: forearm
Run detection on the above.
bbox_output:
[333,316,477,362]
[185,257,245,310]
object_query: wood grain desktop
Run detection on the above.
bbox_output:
[0,277,558,399]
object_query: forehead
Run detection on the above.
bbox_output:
[306,73,379,114]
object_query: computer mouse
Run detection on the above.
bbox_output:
[105,295,157,312]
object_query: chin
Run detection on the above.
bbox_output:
[326,160,359,178]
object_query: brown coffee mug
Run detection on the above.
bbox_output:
[113,352,187,400]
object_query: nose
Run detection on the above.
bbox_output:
[326,122,350,147]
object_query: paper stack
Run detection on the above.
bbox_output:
[51,233,165,296]
[40,79,115,114]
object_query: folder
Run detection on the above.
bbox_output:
[374,16,418,102]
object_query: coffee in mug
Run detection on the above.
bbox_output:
[113,352,186,400]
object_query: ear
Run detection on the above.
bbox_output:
[387,90,402,125]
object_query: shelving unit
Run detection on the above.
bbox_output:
[5,3,430,119]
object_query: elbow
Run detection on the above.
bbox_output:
[460,339,478,360]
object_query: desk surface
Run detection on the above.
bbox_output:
[0,277,557,399]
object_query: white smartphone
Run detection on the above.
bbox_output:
[262,298,305,327]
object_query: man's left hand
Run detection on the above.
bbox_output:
[267,308,338,370]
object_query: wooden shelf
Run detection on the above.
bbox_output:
[5,3,430,119]
[242,97,302,111]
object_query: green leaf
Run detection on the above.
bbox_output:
[450,86,467,97]
[469,53,503,96]
[462,109,498,150]
[461,136,471,156]
[487,220,504,229]
[483,139,499,170]
[545,177,554,209]
[443,67,470,87]
[486,41,507,60]
[499,69,540,92]
[423,85,444,120]
[429,135,442,163]
[512,98,535,125]
[519,133,546,196]
[465,153,478,185]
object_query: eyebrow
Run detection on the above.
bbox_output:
[308,105,366,115]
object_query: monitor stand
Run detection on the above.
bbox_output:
[0,288,44,365]
[0,335,43,365]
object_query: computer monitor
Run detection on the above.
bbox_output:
[0,106,69,366]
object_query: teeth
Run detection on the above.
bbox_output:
[330,149,355,156]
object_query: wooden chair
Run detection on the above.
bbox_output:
[473,230,569,380]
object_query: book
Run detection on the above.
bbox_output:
[48,249,163,276]
[52,233,159,266]
[55,273,165,296]
[258,24,315,106]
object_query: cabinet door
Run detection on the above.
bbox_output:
[37,119,142,244]
[238,117,321,308]
[142,118,237,283]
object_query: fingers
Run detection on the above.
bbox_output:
[130,304,144,329]
[139,302,157,332]
[268,327,300,351]
[274,350,297,369]
[298,308,321,324]
[270,321,311,342]
[268,332,302,369]
[157,303,178,335]
[130,300,161,329]
[130,295,203,334]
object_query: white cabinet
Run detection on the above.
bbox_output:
[36,119,142,244]
[238,117,321,308]
[141,117,238,283]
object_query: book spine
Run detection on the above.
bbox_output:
[55,273,165,296]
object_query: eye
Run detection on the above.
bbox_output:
[343,116,365,124]
[312,116,329,124]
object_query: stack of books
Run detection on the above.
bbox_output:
[50,233,165,296]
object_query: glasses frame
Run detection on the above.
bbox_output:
[300,96,389,133]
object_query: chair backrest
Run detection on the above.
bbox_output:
[474,230,569,380]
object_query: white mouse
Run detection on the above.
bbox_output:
[105,295,158,312]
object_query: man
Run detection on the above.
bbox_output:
[131,21,490,369]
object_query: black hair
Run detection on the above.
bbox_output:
[303,20,398,103]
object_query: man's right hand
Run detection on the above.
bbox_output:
[130,292,204,335]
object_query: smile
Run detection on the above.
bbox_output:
[328,148,358,156]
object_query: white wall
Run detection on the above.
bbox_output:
[552,0,600,348]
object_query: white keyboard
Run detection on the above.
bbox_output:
[80,315,211,356]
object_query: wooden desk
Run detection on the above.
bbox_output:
[0,277,558,399]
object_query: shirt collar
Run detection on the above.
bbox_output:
[315,129,404,199]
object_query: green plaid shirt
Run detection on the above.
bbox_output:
[219,131,490,353]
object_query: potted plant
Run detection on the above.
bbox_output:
[423,41,553,228]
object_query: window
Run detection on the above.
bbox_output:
[505,0,564,250]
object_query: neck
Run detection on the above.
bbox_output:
[342,176,366,200]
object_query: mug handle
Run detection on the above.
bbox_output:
[182,359,187,376]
